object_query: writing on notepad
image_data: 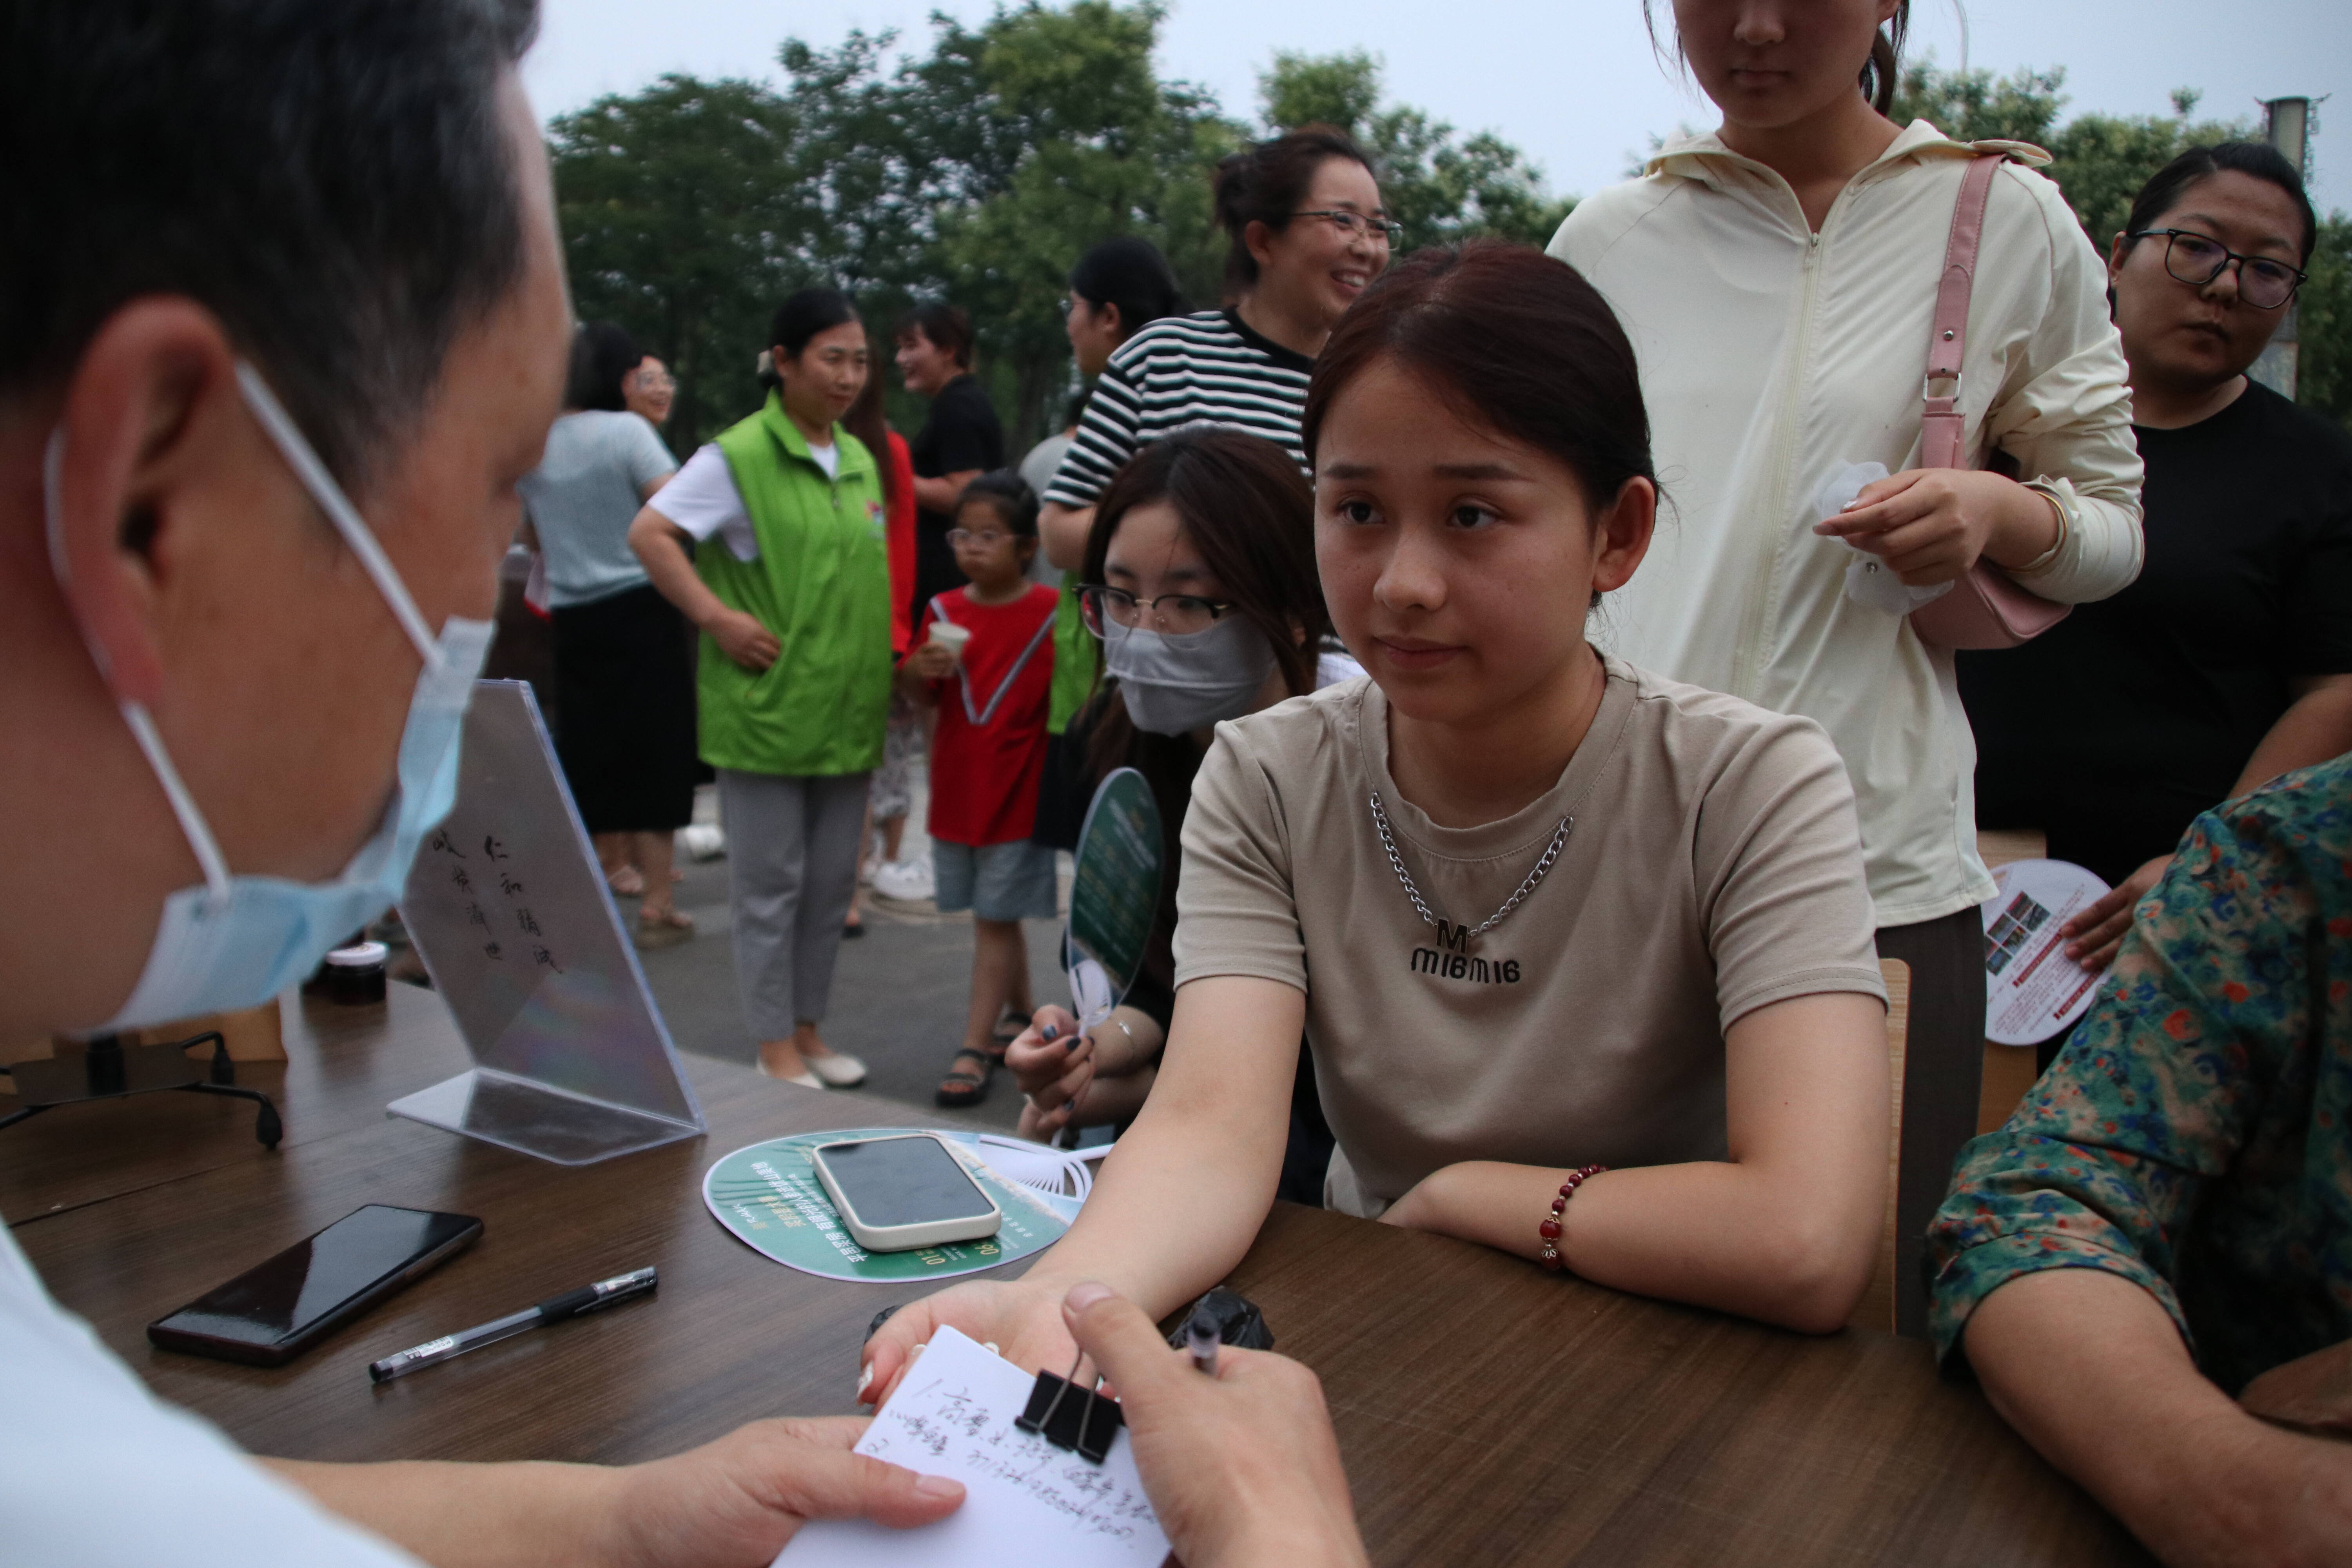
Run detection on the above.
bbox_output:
[775,1326,1172,1568]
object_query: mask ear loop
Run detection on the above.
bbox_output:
[43,427,235,910]
[232,363,443,670]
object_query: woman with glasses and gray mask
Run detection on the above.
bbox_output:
[1964,143,2352,989]
[1036,125,1396,573]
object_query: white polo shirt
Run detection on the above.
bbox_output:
[1,1225,421,1567]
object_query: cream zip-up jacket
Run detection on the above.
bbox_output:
[1549,121,2143,927]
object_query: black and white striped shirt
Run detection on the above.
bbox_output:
[1042,309,1314,507]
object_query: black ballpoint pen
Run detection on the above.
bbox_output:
[369,1266,657,1384]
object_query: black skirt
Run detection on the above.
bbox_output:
[550,583,698,834]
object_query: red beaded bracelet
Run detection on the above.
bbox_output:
[1537,1165,1608,1271]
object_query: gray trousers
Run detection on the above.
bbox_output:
[717,769,871,1040]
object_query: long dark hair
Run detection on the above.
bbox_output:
[1212,125,1372,301]
[1642,1,1909,117]
[565,320,639,412]
[839,359,900,508]
[1080,427,1327,779]
[2124,141,2317,262]
[1070,237,1187,342]
[1305,242,1655,518]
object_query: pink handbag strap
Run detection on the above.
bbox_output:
[1920,154,2004,471]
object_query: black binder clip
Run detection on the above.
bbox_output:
[1016,1348,1123,1464]
[1162,1285,1274,1353]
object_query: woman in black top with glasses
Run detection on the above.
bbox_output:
[1964,142,2352,975]
[1037,125,1395,573]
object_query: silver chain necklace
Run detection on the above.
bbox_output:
[1368,793,1573,940]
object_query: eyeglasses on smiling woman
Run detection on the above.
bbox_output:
[1078,584,1238,636]
[2130,228,2308,310]
[1293,209,1405,249]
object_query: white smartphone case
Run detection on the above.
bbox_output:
[810,1135,1003,1252]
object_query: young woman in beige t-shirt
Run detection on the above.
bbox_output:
[864,245,1893,1409]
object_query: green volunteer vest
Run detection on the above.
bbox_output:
[695,396,891,776]
[1046,571,1100,735]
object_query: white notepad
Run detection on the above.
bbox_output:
[777,1326,1173,1568]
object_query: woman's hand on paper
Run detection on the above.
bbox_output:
[1064,1282,1369,1568]
[2061,855,2169,971]
[1814,468,2058,585]
[859,1278,1077,1410]
[705,607,780,673]
[1006,1005,1096,1137]
[595,1415,962,1568]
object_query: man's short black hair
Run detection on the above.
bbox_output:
[1,0,541,487]
[895,302,975,370]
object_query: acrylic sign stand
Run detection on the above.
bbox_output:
[389,681,704,1164]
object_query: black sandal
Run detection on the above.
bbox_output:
[989,1011,1033,1052]
[935,1047,994,1108]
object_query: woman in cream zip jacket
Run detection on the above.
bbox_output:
[1548,0,2141,1334]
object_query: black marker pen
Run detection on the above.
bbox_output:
[369,1266,656,1383]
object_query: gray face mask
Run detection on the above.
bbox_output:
[1101,613,1277,735]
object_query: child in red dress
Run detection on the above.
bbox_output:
[897,471,1061,1107]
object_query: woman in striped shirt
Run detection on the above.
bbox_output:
[1038,125,1397,568]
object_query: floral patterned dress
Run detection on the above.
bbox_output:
[1927,751,2352,1393]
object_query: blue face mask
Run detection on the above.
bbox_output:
[48,363,494,1033]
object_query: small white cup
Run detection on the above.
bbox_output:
[927,622,973,664]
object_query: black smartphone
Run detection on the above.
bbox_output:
[148,1204,482,1367]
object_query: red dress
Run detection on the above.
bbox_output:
[920,584,1060,846]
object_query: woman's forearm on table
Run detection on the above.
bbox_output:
[1022,978,1300,1318]
[1392,1155,1870,1333]
[1963,1267,2352,1566]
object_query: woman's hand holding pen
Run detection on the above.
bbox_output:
[1813,468,2060,585]
[1064,1282,1369,1568]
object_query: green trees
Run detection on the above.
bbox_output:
[1891,65,2348,428]
[546,2,1568,452]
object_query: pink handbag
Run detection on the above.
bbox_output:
[1905,153,2071,651]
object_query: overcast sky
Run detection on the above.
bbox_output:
[522,0,2350,215]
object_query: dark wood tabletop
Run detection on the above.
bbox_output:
[4,985,2147,1565]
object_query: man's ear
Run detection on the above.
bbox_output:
[50,299,249,706]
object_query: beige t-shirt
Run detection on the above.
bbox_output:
[1172,660,1887,1217]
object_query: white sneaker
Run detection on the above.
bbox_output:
[679,824,726,862]
[804,1052,869,1089]
[871,858,935,902]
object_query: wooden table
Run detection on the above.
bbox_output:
[3,987,2146,1565]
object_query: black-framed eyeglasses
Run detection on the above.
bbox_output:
[2131,229,2307,310]
[1293,209,1403,249]
[1078,584,1237,637]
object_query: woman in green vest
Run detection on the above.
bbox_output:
[629,289,893,1087]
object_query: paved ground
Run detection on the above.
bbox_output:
[627,777,1064,1133]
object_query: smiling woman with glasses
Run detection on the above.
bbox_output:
[1035,126,1392,586]
[1963,135,2352,1001]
